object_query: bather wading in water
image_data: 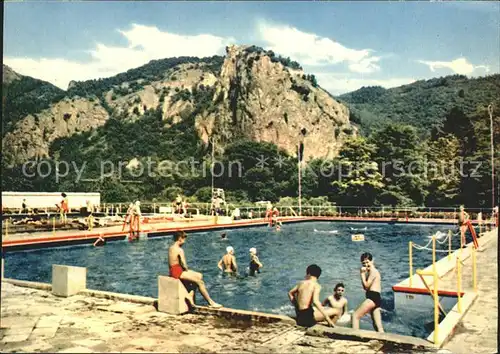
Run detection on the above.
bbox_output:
[218,246,238,274]
[248,247,263,276]
[168,231,222,308]
[93,235,106,247]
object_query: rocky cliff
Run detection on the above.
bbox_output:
[2,65,109,166]
[2,65,21,84]
[2,46,354,166]
[196,45,353,160]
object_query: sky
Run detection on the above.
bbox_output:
[4,1,500,95]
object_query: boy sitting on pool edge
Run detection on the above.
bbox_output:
[168,231,222,308]
[288,264,337,328]
[322,282,348,324]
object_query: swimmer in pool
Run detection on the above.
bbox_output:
[93,235,106,247]
[352,252,384,332]
[218,246,238,274]
[248,247,263,276]
[221,232,227,240]
[322,283,348,324]
[288,264,336,328]
[168,231,222,308]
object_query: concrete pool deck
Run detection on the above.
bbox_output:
[1,281,439,353]
[442,230,498,353]
[390,227,498,348]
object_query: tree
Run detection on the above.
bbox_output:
[369,124,428,206]
[330,137,385,206]
[194,186,213,203]
[459,102,500,207]
[219,140,296,201]
[435,106,476,155]
[425,134,461,206]
[161,186,184,202]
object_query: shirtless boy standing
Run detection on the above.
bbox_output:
[288,264,337,328]
[168,231,222,308]
[352,252,384,332]
[218,246,238,274]
[322,283,348,323]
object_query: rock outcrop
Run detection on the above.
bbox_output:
[3,97,109,164]
[2,64,21,84]
[196,45,353,160]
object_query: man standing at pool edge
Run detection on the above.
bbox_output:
[352,252,384,332]
[288,264,337,328]
[168,231,222,308]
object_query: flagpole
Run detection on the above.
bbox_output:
[298,143,302,217]
[488,104,495,209]
[211,138,215,216]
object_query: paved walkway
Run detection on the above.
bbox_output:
[443,231,498,354]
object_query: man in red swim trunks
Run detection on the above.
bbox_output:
[168,231,222,308]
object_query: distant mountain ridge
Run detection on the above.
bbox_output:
[2,45,353,167]
[337,74,500,135]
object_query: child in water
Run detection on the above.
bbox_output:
[248,247,263,276]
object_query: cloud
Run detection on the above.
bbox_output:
[442,1,500,14]
[314,72,416,95]
[257,21,381,74]
[4,24,234,90]
[417,57,490,75]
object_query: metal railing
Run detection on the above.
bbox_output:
[3,203,496,220]
[55,203,497,218]
[408,229,479,345]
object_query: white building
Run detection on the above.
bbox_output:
[2,192,101,211]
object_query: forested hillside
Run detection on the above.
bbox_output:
[338,74,500,135]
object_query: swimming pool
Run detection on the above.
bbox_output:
[4,221,462,337]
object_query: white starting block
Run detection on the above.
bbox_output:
[52,264,87,297]
[158,276,193,315]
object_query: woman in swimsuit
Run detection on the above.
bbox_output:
[248,248,263,276]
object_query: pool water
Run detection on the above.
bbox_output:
[4,222,463,337]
